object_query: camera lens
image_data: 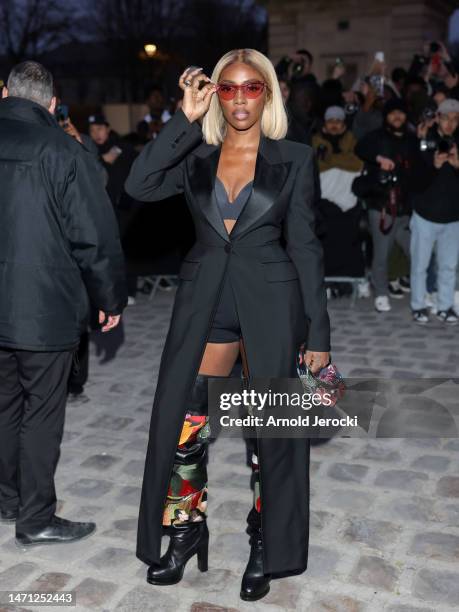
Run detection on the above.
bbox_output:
[437,139,451,154]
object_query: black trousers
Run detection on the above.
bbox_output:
[317,199,365,277]
[0,348,73,531]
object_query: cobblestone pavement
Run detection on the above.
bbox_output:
[1,290,458,612]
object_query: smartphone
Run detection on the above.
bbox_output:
[368,74,385,98]
[110,146,122,157]
[55,104,69,123]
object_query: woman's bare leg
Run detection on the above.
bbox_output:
[199,341,240,376]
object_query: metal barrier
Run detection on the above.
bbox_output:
[141,275,178,301]
[324,276,369,307]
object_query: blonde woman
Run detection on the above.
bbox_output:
[125,49,330,601]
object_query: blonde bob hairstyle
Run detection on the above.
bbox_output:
[202,48,288,145]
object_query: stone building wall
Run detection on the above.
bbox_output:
[268,0,457,82]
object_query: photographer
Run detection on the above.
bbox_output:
[275,49,317,84]
[354,99,420,312]
[88,114,137,207]
[410,99,459,324]
[286,77,321,145]
[137,86,172,144]
[55,101,108,185]
[54,105,107,399]
[351,77,384,141]
[89,114,139,304]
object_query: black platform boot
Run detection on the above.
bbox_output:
[240,508,271,601]
[147,521,209,585]
[148,373,216,586]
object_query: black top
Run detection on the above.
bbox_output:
[96,133,138,207]
[355,126,420,216]
[214,176,253,220]
[411,127,459,224]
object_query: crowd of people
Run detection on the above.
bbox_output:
[58,41,459,328]
[16,39,452,347]
[0,43,457,601]
[275,43,459,322]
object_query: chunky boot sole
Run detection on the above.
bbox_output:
[147,571,184,586]
[240,583,271,601]
[146,534,209,585]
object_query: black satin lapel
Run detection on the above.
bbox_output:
[230,151,291,240]
[188,147,229,242]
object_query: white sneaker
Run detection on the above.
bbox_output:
[357,280,371,299]
[412,309,430,324]
[436,308,458,325]
[388,280,405,299]
[374,296,391,312]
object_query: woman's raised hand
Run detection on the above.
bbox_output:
[179,67,217,124]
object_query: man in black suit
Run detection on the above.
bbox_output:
[0,61,127,546]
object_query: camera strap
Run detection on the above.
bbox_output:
[379,187,398,235]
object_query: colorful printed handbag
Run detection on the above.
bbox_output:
[296,342,346,407]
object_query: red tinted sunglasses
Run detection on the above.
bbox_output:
[216,81,267,100]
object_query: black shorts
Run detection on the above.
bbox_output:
[208,273,241,343]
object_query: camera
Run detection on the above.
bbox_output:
[378,170,398,186]
[292,57,305,76]
[422,107,437,122]
[281,55,305,76]
[420,139,437,152]
[419,137,454,154]
[437,137,454,154]
[345,102,359,115]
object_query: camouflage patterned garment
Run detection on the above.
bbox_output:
[163,412,261,525]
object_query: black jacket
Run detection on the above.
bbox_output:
[0,97,127,351]
[355,126,420,215]
[96,133,138,207]
[411,128,459,224]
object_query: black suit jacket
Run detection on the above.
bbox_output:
[126,108,330,351]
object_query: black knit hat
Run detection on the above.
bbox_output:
[383,98,408,119]
[88,113,109,126]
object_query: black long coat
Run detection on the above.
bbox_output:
[125,109,331,575]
